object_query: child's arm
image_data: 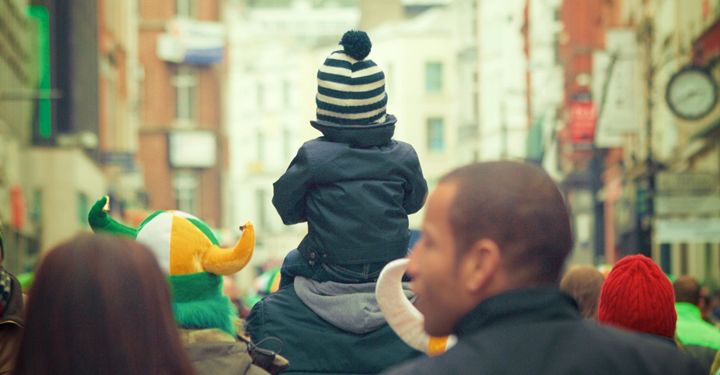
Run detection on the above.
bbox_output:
[272,147,314,224]
[403,148,428,214]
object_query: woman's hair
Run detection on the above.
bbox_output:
[14,233,195,375]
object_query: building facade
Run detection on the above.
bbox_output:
[0,0,143,272]
[137,0,226,229]
[603,0,720,282]
[0,0,41,272]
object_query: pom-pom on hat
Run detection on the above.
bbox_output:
[598,254,676,339]
[316,30,388,125]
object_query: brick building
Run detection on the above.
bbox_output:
[137,0,226,228]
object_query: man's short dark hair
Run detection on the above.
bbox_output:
[440,161,573,286]
[673,275,701,305]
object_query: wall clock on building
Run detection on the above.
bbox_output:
[666,66,718,121]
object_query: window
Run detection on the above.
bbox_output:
[176,0,195,18]
[30,189,42,225]
[386,63,394,94]
[103,68,118,148]
[256,189,267,228]
[426,117,445,152]
[76,193,88,225]
[282,80,291,107]
[173,171,198,214]
[257,82,265,109]
[282,128,291,158]
[472,91,480,122]
[256,130,265,161]
[425,62,443,93]
[174,66,196,125]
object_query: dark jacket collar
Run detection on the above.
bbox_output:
[310,114,396,147]
[454,288,579,337]
[1,275,24,326]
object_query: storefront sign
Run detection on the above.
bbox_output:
[593,29,639,148]
[168,130,217,168]
[10,185,25,230]
[656,195,720,216]
[656,172,718,196]
[655,218,720,243]
[157,19,225,65]
[569,102,596,143]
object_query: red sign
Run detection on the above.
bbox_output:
[569,102,596,142]
[10,185,25,231]
[693,17,720,65]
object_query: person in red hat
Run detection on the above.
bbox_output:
[598,254,677,342]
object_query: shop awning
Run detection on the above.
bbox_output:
[691,116,720,139]
[525,117,544,163]
[693,17,720,64]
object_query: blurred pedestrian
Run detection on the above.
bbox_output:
[674,275,720,372]
[13,234,194,375]
[0,224,24,375]
[560,265,605,319]
[383,161,703,375]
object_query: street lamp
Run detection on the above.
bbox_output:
[637,14,655,258]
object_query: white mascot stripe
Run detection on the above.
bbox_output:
[169,210,199,220]
[136,212,173,273]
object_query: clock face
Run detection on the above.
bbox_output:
[666,67,718,121]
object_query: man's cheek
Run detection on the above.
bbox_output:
[412,286,428,312]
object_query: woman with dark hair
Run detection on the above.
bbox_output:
[13,234,195,375]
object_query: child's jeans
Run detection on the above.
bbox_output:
[279,249,388,288]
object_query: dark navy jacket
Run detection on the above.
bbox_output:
[272,115,427,265]
[383,289,705,375]
[247,284,420,374]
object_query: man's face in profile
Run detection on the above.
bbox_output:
[407,182,468,336]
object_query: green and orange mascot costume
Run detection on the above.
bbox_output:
[87,196,254,336]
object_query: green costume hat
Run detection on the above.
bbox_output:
[88,196,255,335]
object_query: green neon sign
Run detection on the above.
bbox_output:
[27,5,51,140]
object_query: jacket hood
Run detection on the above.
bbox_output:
[310,114,396,147]
[294,276,413,335]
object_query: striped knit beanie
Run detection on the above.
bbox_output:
[598,255,676,339]
[316,30,388,125]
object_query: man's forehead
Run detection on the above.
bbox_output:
[429,182,457,208]
[424,182,457,225]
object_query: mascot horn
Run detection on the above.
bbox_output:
[375,258,457,356]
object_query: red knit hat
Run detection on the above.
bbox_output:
[598,254,676,338]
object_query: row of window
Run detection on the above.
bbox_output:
[172,60,446,167]
[174,59,445,111]
[255,80,293,110]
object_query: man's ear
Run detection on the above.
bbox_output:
[459,239,501,293]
